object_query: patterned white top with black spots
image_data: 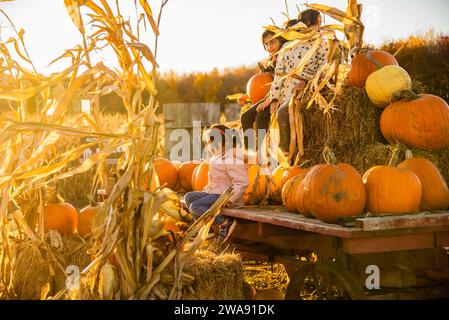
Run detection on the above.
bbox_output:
[269,38,330,106]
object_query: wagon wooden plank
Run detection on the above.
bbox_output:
[355,212,449,231]
[436,231,449,247]
[342,232,437,254]
[232,222,339,258]
[222,207,357,238]
[223,207,449,239]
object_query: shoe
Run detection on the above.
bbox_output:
[180,199,188,211]
[219,219,237,242]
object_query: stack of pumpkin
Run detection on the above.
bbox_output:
[270,48,449,223]
[274,147,449,223]
[153,157,270,206]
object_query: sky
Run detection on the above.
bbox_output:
[1,0,449,75]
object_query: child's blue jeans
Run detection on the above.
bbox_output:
[184,191,224,225]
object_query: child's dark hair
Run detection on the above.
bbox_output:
[203,124,240,150]
[298,9,321,27]
[284,18,299,28]
[261,30,288,49]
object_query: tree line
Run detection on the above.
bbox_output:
[1,32,447,114]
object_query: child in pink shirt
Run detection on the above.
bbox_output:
[184,124,249,241]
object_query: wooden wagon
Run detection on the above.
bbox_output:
[221,206,449,300]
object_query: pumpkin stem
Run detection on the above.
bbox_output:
[46,190,65,204]
[387,144,402,167]
[322,147,337,165]
[405,149,414,160]
[299,159,311,168]
[391,89,419,103]
[365,49,383,70]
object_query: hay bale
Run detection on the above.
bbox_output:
[11,233,91,300]
[254,289,285,300]
[300,86,385,166]
[350,143,449,183]
[67,243,247,300]
[182,249,246,300]
[298,82,449,185]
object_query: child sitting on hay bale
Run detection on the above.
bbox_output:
[257,9,329,160]
[184,124,248,242]
[240,20,295,153]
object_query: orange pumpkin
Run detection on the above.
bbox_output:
[178,161,201,192]
[78,205,97,237]
[281,175,302,211]
[243,164,269,205]
[281,172,310,216]
[347,49,398,87]
[281,166,309,187]
[380,93,449,151]
[363,165,422,215]
[191,162,209,191]
[44,193,78,235]
[246,73,273,104]
[398,151,449,211]
[303,162,366,222]
[296,177,313,218]
[154,158,178,190]
[269,166,288,204]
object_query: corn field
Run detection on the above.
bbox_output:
[0,0,233,300]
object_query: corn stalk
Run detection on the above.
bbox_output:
[0,0,222,300]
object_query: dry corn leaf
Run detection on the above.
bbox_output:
[307,3,363,25]
[64,0,86,34]
[126,42,158,68]
[138,0,160,36]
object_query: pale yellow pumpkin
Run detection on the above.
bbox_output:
[366,65,412,107]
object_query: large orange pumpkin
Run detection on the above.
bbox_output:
[347,49,398,87]
[380,93,449,151]
[246,73,273,104]
[154,158,178,190]
[191,162,209,191]
[243,164,269,205]
[178,161,201,192]
[363,165,422,215]
[44,193,78,235]
[303,162,366,223]
[398,151,449,211]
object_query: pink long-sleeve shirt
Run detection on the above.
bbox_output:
[204,149,249,206]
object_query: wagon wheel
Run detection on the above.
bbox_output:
[285,262,366,300]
